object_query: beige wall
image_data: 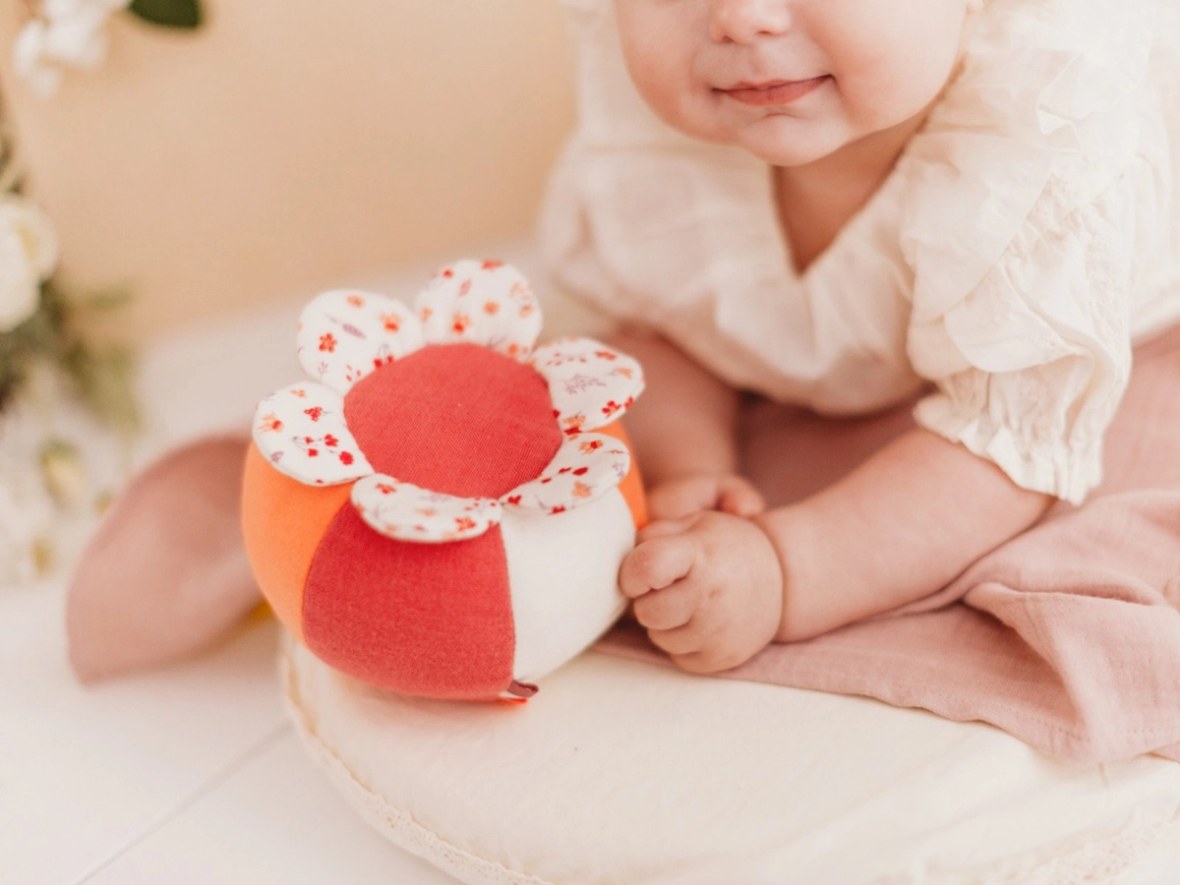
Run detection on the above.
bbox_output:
[0,1,575,339]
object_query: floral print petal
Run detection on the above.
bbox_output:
[530,337,645,435]
[297,289,426,394]
[415,259,541,360]
[253,382,374,486]
[501,433,630,515]
[352,474,503,543]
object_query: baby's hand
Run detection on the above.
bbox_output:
[646,472,765,521]
[620,511,783,674]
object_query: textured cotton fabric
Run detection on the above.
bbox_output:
[541,0,1180,504]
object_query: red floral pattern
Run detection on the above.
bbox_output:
[416,259,542,359]
[530,337,644,434]
[501,433,630,515]
[253,382,373,485]
[352,474,503,543]
[297,289,424,394]
[253,260,644,543]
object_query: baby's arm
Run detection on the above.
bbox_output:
[610,330,764,520]
[625,426,1052,671]
[619,335,1054,672]
[759,428,1053,641]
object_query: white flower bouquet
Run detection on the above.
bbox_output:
[14,0,202,96]
[0,0,202,586]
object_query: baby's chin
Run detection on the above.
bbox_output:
[675,108,852,167]
[728,116,853,168]
[660,101,854,168]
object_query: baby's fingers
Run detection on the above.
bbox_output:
[647,477,722,521]
[646,623,704,657]
[717,476,766,517]
[666,647,747,675]
[619,533,697,600]
[632,580,700,631]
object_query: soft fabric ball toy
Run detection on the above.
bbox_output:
[241,260,646,701]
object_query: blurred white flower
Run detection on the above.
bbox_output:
[0,404,57,588]
[0,194,59,332]
[41,440,89,508]
[13,0,131,97]
[0,462,54,587]
[0,366,129,591]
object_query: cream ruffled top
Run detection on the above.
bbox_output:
[540,0,1180,504]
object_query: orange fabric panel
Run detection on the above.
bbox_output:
[597,421,647,530]
[240,443,352,641]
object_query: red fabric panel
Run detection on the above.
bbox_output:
[344,343,561,499]
[303,503,515,699]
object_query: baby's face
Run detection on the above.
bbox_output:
[613,0,974,166]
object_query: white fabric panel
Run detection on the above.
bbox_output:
[500,488,632,683]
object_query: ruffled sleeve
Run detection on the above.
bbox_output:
[904,0,1172,504]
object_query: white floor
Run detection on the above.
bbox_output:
[0,580,456,885]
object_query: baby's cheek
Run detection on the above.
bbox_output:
[614,9,709,138]
[838,57,947,134]
[625,58,696,134]
[825,4,965,128]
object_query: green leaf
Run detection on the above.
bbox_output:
[128,0,203,29]
[83,286,134,313]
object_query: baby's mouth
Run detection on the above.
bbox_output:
[717,76,830,107]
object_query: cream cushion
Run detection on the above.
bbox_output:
[283,640,1180,884]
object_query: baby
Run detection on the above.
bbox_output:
[542,0,1180,673]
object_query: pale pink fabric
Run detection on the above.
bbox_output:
[66,435,260,682]
[599,326,1180,763]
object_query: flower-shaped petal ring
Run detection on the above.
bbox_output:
[253,259,644,544]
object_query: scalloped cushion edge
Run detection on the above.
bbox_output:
[280,640,555,885]
[279,637,1180,884]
